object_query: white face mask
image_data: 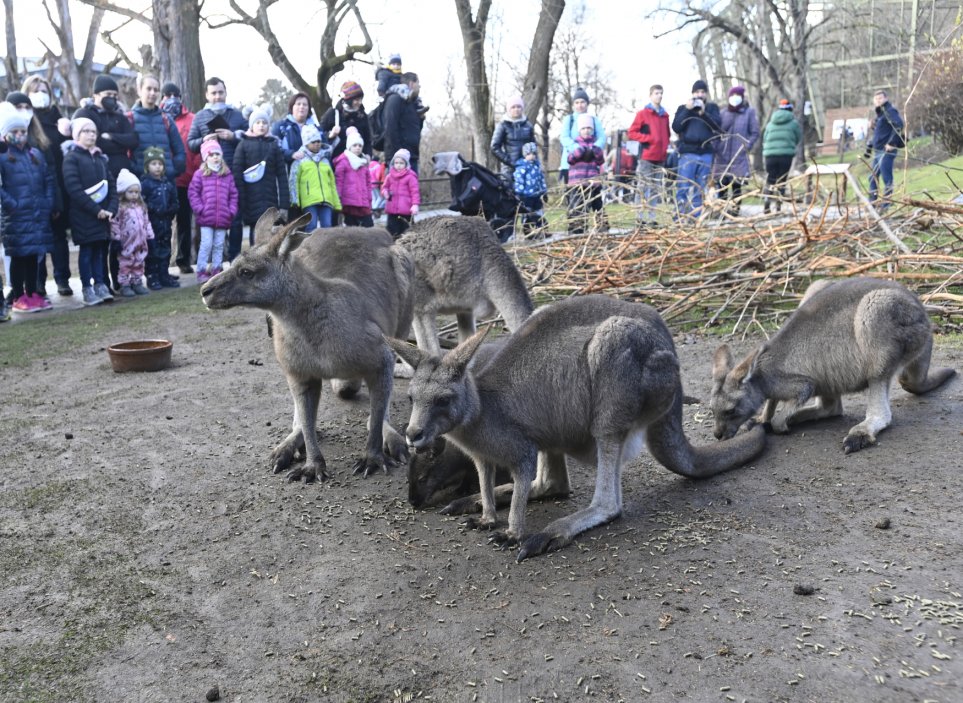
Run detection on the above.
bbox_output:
[728,95,744,108]
[19,108,33,121]
[30,92,51,109]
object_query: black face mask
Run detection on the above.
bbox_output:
[101,97,119,112]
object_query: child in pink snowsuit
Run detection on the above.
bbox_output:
[110,168,153,296]
[380,148,420,239]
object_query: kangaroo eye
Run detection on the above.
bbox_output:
[435,396,450,408]
[239,268,254,279]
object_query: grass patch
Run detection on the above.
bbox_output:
[0,287,206,369]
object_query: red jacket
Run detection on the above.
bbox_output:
[174,106,201,189]
[381,167,420,216]
[628,105,670,163]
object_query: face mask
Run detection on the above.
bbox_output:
[6,132,28,146]
[162,97,182,117]
[29,92,50,109]
[101,96,119,112]
[728,95,743,107]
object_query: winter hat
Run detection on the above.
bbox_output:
[161,82,181,98]
[248,106,272,130]
[522,142,538,156]
[577,113,594,130]
[93,74,119,94]
[778,99,794,110]
[691,79,709,93]
[5,91,30,108]
[70,116,96,141]
[300,123,321,145]
[116,168,140,194]
[388,53,402,66]
[340,81,364,101]
[345,126,364,149]
[143,146,165,169]
[0,102,29,137]
[572,87,590,104]
[728,85,746,97]
[507,95,524,111]
[392,148,411,167]
[200,140,222,160]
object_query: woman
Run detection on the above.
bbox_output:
[712,85,759,217]
[319,80,372,161]
[761,99,801,213]
[557,87,605,185]
[271,92,320,166]
[490,95,535,181]
[128,74,186,180]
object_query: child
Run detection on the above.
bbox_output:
[368,153,386,220]
[61,117,118,305]
[288,123,341,231]
[0,103,55,312]
[566,113,605,235]
[333,127,373,227]
[381,148,419,239]
[110,169,153,297]
[513,142,548,239]
[140,146,180,289]
[189,140,238,282]
[232,106,288,246]
[375,54,428,115]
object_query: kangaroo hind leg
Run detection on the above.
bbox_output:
[843,379,892,454]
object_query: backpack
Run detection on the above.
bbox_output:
[368,99,388,152]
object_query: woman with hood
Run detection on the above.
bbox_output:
[761,99,801,213]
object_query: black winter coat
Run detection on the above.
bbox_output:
[72,104,138,177]
[491,118,535,176]
[61,143,118,245]
[35,105,68,214]
[0,145,55,257]
[672,102,723,155]
[319,102,373,160]
[186,106,247,167]
[382,92,422,163]
[231,134,289,225]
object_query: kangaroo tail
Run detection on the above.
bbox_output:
[898,334,956,394]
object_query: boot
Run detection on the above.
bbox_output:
[119,284,136,298]
[131,279,150,295]
[160,272,181,288]
[762,187,771,214]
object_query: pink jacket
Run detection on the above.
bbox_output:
[334,153,373,209]
[381,167,420,216]
[188,168,239,229]
[110,203,154,259]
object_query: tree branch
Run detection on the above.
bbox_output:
[76,0,151,25]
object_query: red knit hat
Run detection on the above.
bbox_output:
[340,81,364,101]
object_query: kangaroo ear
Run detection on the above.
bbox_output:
[276,229,310,259]
[385,335,426,369]
[286,212,313,232]
[253,207,280,245]
[443,326,490,374]
[733,345,764,385]
[712,344,734,384]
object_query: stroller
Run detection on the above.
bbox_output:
[432,152,519,242]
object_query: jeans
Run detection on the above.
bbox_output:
[636,159,665,223]
[198,227,227,271]
[304,204,334,231]
[869,149,896,205]
[675,152,713,219]
[78,241,108,288]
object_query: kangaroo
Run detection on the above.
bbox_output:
[711,277,956,454]
[201,209,414,482]
[397,216,533,356]
[387,294,766,561]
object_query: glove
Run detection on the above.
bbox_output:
[410,205,419,216]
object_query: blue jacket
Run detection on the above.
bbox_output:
[140,174,179,241]
[0,144,55,257]
[513,158,547,198]
[672,102,722,155]
[128,102,186,179]
[186,105,247,167]
[558,113,605,172]
[872,102,904,150]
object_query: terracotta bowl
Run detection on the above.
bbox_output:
[107,339,173,373]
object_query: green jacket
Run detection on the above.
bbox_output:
[762,110,802,158]
[289,152,342,210]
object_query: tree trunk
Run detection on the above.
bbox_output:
[170,0,205,111]
[3,0,19,90]
[454,0,494,169]
[521,0,565,132]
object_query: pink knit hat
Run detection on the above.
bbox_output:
[71,117,96,141]
[200,140,222,160]
[577,113,594,130]
[507,95,524,111]
[392,148,411,167]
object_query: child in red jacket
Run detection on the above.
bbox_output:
[381,148,419,239]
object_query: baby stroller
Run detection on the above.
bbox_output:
[432,152,519,242]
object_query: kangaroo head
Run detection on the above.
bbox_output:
[710,343,765,440]
[200,209,313,310]
[386,327,489,453]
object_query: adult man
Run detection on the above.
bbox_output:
[671,79,722,221]
[868,89,904,209]
[161,82,201,273]
[187,77,247,260]
[627,84,671,228]
[382,72,423,174]
[72,74,138,178]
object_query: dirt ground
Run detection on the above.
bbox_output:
[1,297,961,703]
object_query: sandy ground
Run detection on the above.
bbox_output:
[0,293,961,703]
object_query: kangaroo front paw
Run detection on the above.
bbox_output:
[383,434,410,464]
[463,515,497,531]
[843,430,876,454]
[352,454,389,478]
[517,531,571,561]
[489,531,519,550]
[440,496,483,516]
[288,458,329,483]
[270,444,298,474]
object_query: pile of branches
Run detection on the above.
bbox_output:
[510,194,963,336]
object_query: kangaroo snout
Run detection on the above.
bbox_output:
[406,426,430,452]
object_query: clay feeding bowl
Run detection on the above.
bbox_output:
[107,339,173,373]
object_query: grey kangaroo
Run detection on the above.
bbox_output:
[201,209,414,482]
[711,277,956,454]
[398,216,533,356]
[388,295,766,561]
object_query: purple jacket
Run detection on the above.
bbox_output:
[567,136,604,183]
[712,106,759,178]
[334,153,373,209]
[381,167,420,216]
[188,167,239,229]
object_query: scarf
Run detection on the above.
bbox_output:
[345,151,368,170]
[203,102,232,114]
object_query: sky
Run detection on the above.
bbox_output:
[5,1,699,130]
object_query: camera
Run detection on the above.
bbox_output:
[691,98,704,110]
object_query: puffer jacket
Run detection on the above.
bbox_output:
[558,112,605,173]
[712,105,759,178]
[762,109,802,158]
[128,102,186,179]
[334,152,372,209]
[319,103,373,160]
[188,167,238,229]
[272,114,322,165]
[72,103,138,177]
[140,174,179,242]
[61,142,118,244]
[186,105,247,166]
[35,105,68,214]
[110,203,154,259]
[0,144,55,256]
[381,166,420,215]
[491,118,535,176]
[513,157,547,198]
[231,133,289,225]
[290,148,341,210]
[567,136,604,183]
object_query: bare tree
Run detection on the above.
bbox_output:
[454,0,494,166]
[3,0,19,90]
[40,0,105,107]
[207,0,373,116]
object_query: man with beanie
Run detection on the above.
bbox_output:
[491,95,536,181]
[319,80,372,161]
[160,82,201,273]
[186,77,248,260]
[672,79,722,221]
[628,84,671,227]
[868,89,904,210]
[382,72,424,174]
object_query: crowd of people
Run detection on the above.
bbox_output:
[0,62,904,321]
